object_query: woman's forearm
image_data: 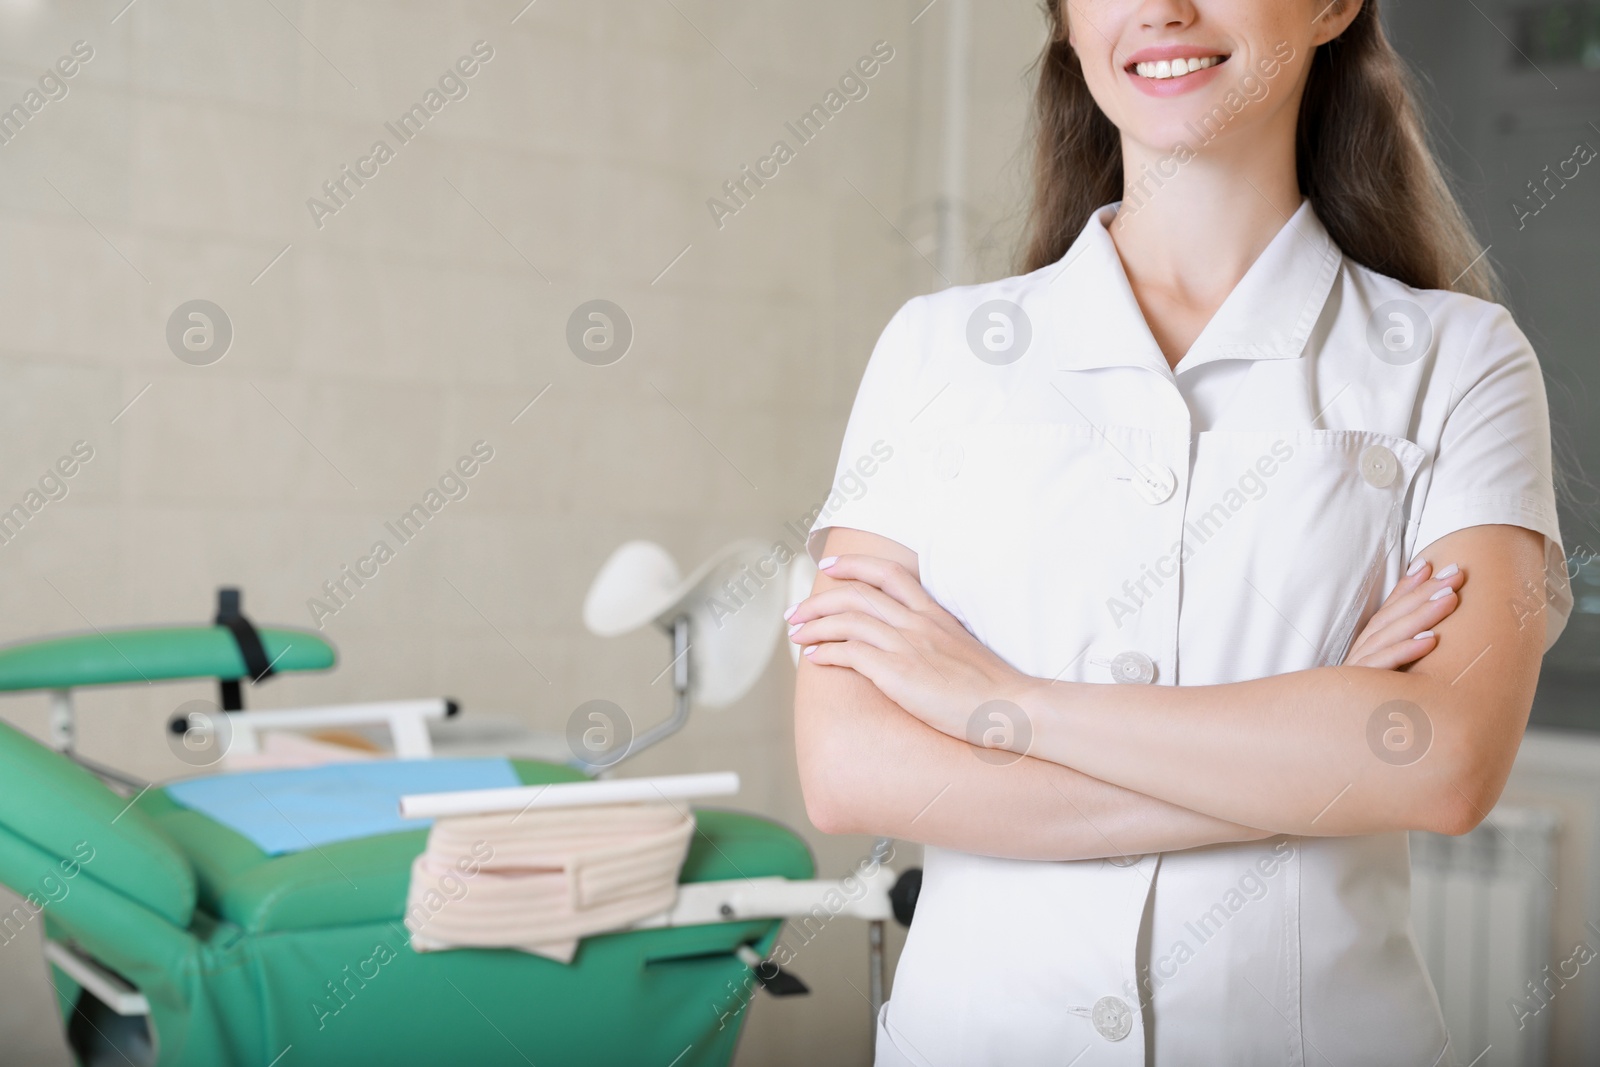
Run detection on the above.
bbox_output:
[795,656,1273,861]
[1013,527,1550,838]
[1019,666,1452,837]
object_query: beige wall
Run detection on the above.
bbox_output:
[0,1,1044,1063]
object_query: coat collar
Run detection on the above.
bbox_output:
[1038,199,1343,378]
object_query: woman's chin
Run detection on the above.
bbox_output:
[1120,124,1210,164]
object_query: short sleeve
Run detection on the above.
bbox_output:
[805,297,929,563]
[1411,304,1572,651]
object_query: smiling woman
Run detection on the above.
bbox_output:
[791,1,1571,1064]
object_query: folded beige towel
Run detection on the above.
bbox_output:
[404,800,695,962]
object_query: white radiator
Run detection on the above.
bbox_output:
[1411,805,1560,1067]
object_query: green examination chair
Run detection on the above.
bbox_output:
[0,610,814,1067]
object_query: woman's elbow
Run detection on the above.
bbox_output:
[796,736,871,835]
[794,661,914,837]
[1419,747,1512,837]
[1419,789,1487,837]
[795,716,874,836]
[801,779,860,836]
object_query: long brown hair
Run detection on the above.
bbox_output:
[1018,0,1501,301]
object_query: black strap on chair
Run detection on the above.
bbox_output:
[215,588,276,711]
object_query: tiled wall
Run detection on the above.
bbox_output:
[0,1,1042,1063]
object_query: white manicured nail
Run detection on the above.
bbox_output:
[787,622,802,636]
[1435,563,1459,580]
[1413,630,1435,641]
[1429,587,1454,601]
[1406,558,1427,576]
[818,556,838,569]
[783,603,799,621]
[803,644,817,656]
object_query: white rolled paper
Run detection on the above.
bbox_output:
[398,770,739,820]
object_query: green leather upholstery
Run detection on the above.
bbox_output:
[0,626,335,692]
[0,720,195,927]
[0,721,815,1066]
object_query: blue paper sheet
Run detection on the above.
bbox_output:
[162,757,522,856]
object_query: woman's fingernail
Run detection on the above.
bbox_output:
[1406,558,1428,577]
[787,622,802,636]
[783,603,798,621]
[1435,563,1459,580]
[1429,586,1455,601]
[818,556,838,570]
[1414,630,1435,641]
[803,644,817,656]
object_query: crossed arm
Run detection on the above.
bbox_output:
[792,523,1554,861]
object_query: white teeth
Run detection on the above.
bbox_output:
[1134,54,1221,80]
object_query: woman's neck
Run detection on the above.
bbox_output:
[1107,127,1305,368]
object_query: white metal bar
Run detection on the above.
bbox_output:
[629,868,898,927]
[48,689,73,753]
[43,941,149,1017]
[398,771,739,820]
[384,709,436,760]
[224,698,448,759]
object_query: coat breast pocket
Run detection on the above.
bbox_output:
[1177,429,1428,684]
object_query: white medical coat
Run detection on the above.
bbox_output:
[810,201,1572,1066]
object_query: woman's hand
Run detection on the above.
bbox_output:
[790,551,1470,743]
[786,553,1028,741]
[1343,558,1465,668]
[793,550,1465,742]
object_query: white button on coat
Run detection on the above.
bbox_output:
[1360,443,1400,487]
[1092,996,1135,1042]
[1108,650,1157,684]
[1131,462,1177,504]
[816,201,1571,1067]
